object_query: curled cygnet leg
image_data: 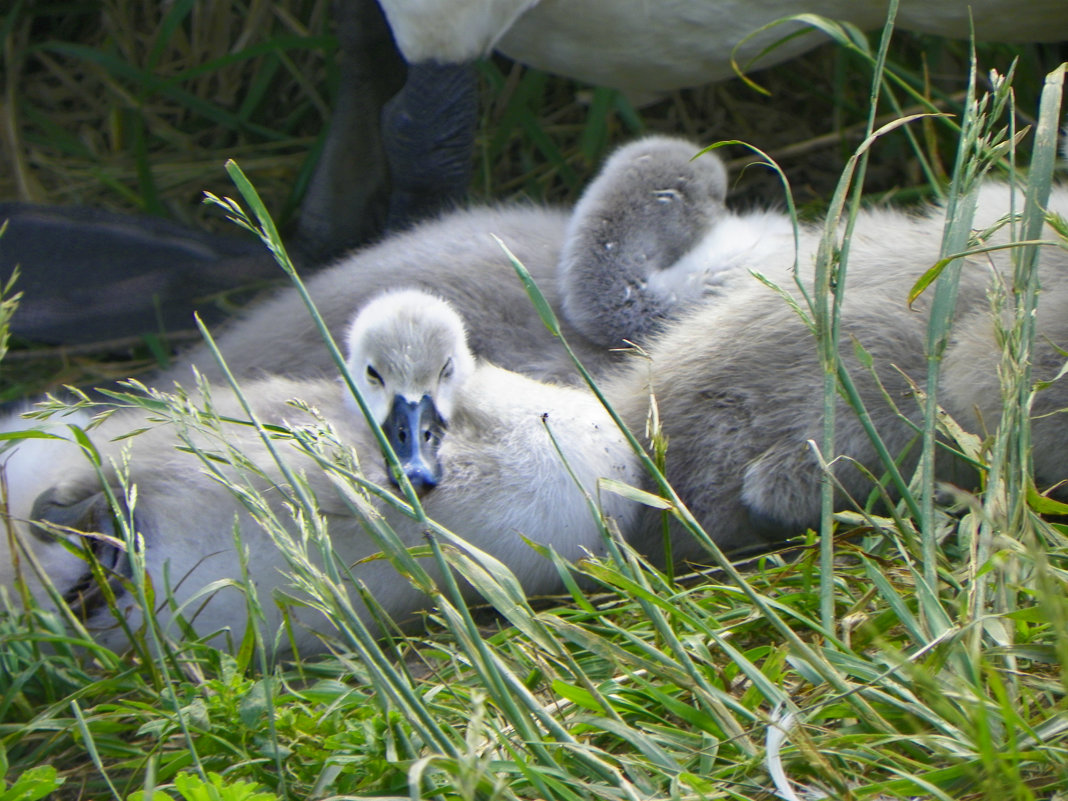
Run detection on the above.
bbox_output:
[558,136,730,348]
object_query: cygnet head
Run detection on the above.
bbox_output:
[344,289,476,492]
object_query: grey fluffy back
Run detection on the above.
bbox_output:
[606,181,1068,561]
[157,204,610,388]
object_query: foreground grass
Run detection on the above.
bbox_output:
[3,527,1067,800]
[3,9,1068,801]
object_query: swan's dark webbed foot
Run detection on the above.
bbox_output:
[0,203,278,346]
[30,487,134,617]
[558,136,729,348]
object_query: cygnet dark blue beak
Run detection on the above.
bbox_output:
[383,394,446,494]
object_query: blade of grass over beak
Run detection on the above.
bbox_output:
[210,161,429,520]
[187,326,466,756]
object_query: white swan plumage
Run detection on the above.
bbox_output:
[379,0,1068,100]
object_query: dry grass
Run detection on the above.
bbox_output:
[3,0,332,223]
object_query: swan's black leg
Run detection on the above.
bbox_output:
[381,60,479,231]
[295,1,477,264]
[294,0,406,264]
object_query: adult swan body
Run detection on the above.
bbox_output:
[379,0,1068,101]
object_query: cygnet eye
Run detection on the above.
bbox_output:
[439,358,454,384]
[366,365,383,386]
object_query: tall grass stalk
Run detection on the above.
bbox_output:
[966,63,1065,688]
[807,0,899,633]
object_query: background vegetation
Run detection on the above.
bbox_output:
[3,0,1063,395]
[1,1,1068,800]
